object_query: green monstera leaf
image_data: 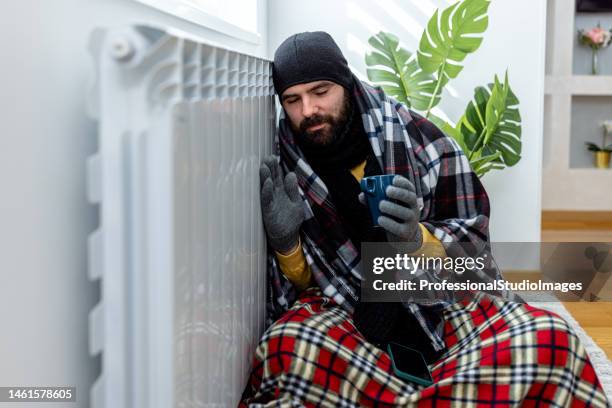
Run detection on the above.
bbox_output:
[365,32,439,111]
[470,151,504,177]
[417,0,491,116]
[456,71,522,176]
[429,114,499,177]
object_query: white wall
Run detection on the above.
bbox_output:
[268,0,547,243]
[0,1,267,407]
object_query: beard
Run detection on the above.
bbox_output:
[293,91,353,148]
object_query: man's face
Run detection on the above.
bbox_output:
[280,80,351,146]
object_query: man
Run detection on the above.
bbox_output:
[241,32,608,406]
[260,30,492,357]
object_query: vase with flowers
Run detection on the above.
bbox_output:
[585,120,612,169]
[578,23,612,75]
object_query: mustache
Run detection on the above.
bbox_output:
[299,115,333,133]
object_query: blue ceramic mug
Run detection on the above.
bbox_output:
[360,174,396,226]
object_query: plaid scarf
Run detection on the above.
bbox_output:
[266,75,512,352]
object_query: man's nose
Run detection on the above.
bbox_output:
[301,97,317,118]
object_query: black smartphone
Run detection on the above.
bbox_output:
[387,342,434,386]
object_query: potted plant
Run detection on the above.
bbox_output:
[365,0,521,178]
[585,121,612,169]
[578,23,612,75]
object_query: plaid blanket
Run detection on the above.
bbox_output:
[241,288,609,407]
[267,75,518,352]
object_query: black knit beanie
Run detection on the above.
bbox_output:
[272,31,354,96]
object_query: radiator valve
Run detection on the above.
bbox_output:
[110,36,134,62]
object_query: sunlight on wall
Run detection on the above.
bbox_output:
[188,0,257,32]
[374,0,423,40]
[444,84,459,98]
[346,1,458,105]
[346,33,369,63]
[408,0,440,17]
[347,2,389,35]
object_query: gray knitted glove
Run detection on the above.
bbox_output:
[259,155,304,254]
[376,175,423,251]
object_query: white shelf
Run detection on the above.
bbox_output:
[545,75,612,95]
[542,0,612,210]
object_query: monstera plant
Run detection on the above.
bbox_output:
[365,0,521,177]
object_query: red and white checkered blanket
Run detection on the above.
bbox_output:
[240,288,609,407]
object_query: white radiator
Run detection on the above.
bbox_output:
[87,24,274,408]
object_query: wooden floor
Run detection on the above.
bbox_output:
[541,211,612,359]
[562,302,612,359]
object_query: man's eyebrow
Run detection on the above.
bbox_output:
[281,93,297,101]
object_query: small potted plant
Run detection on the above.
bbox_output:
[578,23,612,75]
[585,120,612,169]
